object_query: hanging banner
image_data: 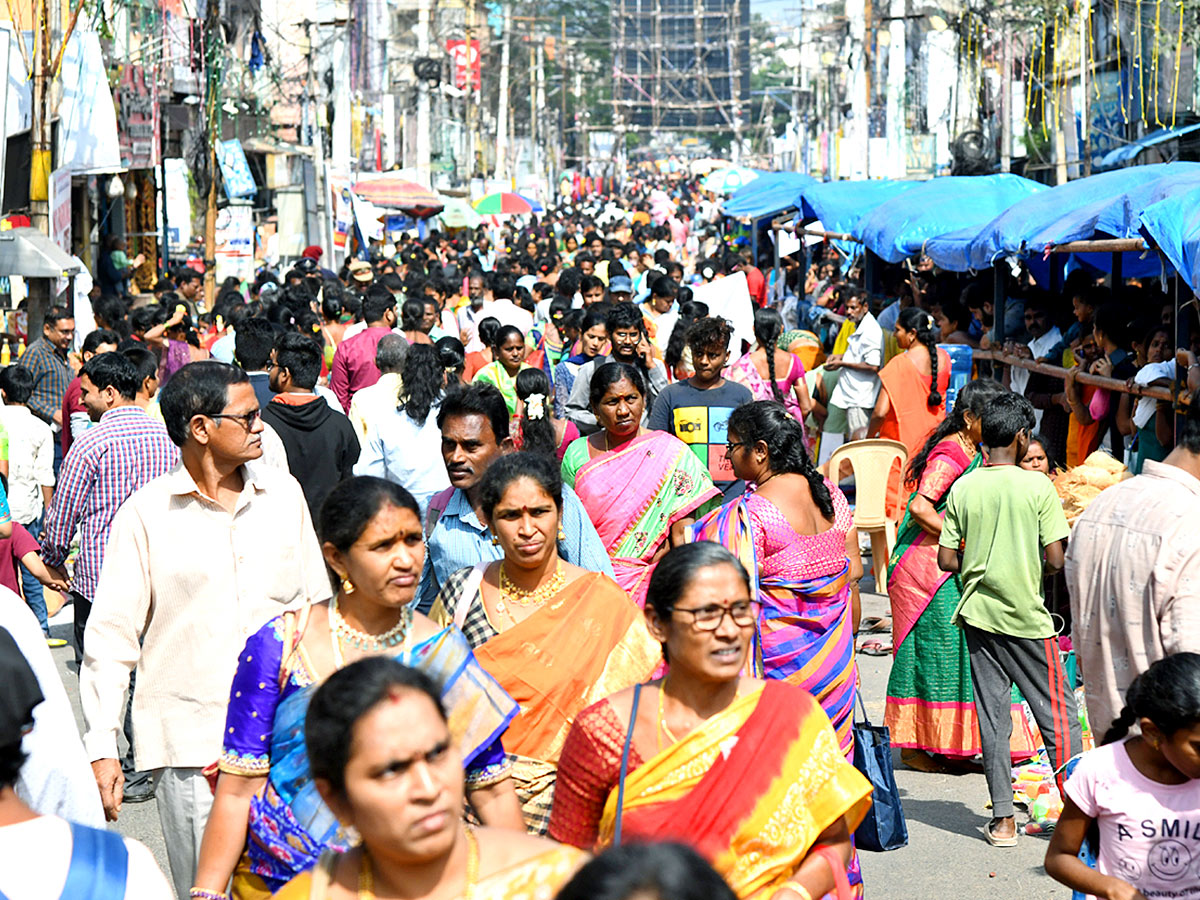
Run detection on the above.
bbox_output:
[446,39,481,90]
[49,166,71,256]
[216,139,257,199]
[214,204,254,282]
[115,64,159,170]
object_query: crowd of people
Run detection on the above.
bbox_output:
[0,176,1198,900]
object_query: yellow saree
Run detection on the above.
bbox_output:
[596,681,872,898]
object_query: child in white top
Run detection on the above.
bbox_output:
[1045,653,1200,900]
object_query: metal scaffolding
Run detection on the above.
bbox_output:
[609,0,749,135]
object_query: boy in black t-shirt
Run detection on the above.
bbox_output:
[647,316,752,500]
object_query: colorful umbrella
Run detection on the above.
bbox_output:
[516,193,545,213]
[473,192,533,215]
[701,166,759,194]
[352,176,442,212]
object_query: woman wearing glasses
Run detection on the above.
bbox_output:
[549,542,872,900]
[689,401,862,759]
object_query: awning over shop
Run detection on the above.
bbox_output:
[1139,184,1200,292]
[857,174,1045,264]
[797,180,920,242]
[1095,122,1200,171]
[0,227,81,277]
[941,164,1185,271]
[721,172,815,218]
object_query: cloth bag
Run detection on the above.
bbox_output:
[851,692,908,851]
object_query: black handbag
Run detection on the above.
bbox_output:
[611,682,643,847]
[851,691,909,851]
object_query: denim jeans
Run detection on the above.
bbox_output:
[18,512,48,635]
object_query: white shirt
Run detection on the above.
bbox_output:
[80,460,332,769]
[1,589,105,827]
[354,403,451,517]
[1011,326,1062,397]
[0,816,172,900]
[348,372,403,441]
[458,303,487,348]
[829,312,884,410]
[481,298,534,333]
[0,405,54,523]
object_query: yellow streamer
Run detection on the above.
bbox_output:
[1136,0,1146,126]
[1116,0,1127,121]
[1040,21,1049,139]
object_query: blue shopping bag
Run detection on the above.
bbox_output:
[851,692,909,852]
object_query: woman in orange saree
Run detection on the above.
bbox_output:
[550,543,872,899]
[430,453,661,834]
[868,307,951,517]
[561,362,720,608]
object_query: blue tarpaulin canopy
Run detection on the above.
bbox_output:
[857,174,1045,264]
[1140,184,1200,291]
[721,172,816,218]
[927,164,1187,272]
[796,179,920,237]
[1095,122,1200,170]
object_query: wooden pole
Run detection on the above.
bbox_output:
[973,350,1185,403]
[203,0,220,308]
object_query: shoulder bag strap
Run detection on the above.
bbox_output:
[612,682,643,848]
[810,844,853,900]
[454,563,489,631]
[59,823,129,900]
[854,688,872,726]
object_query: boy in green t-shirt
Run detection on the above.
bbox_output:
[938,391,1079,848]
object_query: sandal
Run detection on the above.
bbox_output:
[858,639,892,657]
[984,819,1019,848]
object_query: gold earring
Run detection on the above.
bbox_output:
[341,577,355,595]
[558,525,566,541]
[490,534,499,545]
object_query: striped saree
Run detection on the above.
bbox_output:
[689,490,858,758]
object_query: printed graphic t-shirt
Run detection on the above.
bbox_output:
[646,379,752,500]
[1065,739,1200,899]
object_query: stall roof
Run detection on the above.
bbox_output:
[721,172,815,218]
[857,174,1045,264]
[0,228,80,277]
[940,164,1189,271]
[1139,183,1200,292]
[796,179,920,238]
[1095,122,1200,170]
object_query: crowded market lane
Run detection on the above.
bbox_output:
[44,583,1069,900]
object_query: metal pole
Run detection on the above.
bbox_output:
[159,112,169,276]
[1111,251,1123,299]
[494,4,511,181]
[993,265,1006,345]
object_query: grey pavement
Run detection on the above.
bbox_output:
[48,583,1070,899]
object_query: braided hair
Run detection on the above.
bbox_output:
[898,306,942,408]
[905,379,1006,484]
[729,401,833,519]
[752,307,787,405]
[1101,652,1200,746]
[515,368,557,458]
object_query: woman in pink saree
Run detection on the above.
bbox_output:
[727,308,813,430]
[561,362,719,608]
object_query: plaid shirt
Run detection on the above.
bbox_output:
[18,338,72,424]
[41,406,179,599]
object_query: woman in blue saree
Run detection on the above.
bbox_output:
[191,477,522,900]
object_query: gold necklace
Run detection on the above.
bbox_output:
[657,681,679,751]
[358,826,479,899]
[495,563,565,624]
[329,596,412,651]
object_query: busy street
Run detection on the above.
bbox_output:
[2,0,1200,898]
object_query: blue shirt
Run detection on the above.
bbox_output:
[415,483,615,613]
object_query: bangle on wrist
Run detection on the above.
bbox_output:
[780,881,812,900]
[189,890,230,900]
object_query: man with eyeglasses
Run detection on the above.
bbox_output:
[78,361,331,899]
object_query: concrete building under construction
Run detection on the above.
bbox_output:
[610,0,751,133]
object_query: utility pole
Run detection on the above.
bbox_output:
[560,17,568,176]
[885,0,905,178]
[791,27,802,172]
[495,4,512,181]
[416,0,432,186]
[1001,13,1011,172]
[203,0,222,307]
[465,0,478,178]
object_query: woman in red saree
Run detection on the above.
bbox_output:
[868,307,951,517]
[561,362,720,608]
[549,543,872,899]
